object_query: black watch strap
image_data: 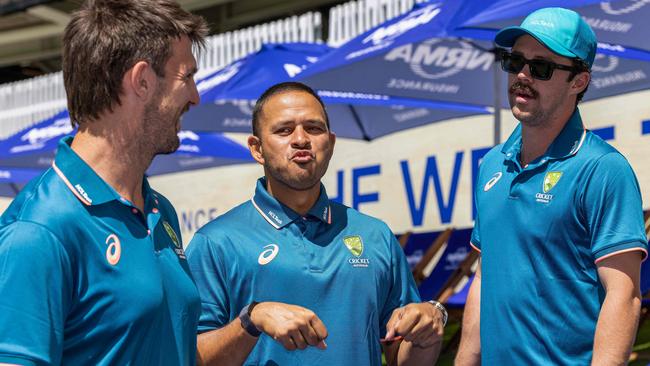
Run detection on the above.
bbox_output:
[239,301,262,337]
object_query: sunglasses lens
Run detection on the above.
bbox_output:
[529,60,553,80]
[501,53,525,74]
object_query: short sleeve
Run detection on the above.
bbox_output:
[582,153,648,262]
[470,169,482,251]
[379,232,421,336]
[470,209,481,252]
[0,221,73,365]
[186,232,231,333]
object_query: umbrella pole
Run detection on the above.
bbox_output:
[493,57,502,146]
[348,105,371,141]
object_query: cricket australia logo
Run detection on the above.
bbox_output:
[163,221,185,259]
[536,171,562,203]
[344,235,370,268]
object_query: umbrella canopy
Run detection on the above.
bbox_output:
[453,0,650,58]
[0,110,254,197]
[183,41,491,141]
[299,0,650,109]
[449,0,650,101]
[0,167,43,197]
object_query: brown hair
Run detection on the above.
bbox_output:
[62,0,208,127]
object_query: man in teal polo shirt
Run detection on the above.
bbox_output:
[456,7,648,365]
[0,0,207,364]
[187,82,446,366]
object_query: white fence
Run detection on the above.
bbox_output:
[0,0,425,138]
[0,12,321,138]
[327,0,424,47]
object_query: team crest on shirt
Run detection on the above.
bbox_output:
[535,171,562,203]
[343,235,370,268]
[543,171,562,193]
[163,221,185,259]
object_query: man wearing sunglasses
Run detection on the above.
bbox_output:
[456,7,648,365]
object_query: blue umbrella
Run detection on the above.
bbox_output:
[0,110,254,196]
[183,42,491,141]
[301,0,650,106]
[450,0,650,99]
[298,0,650,143]
[453,0,650,59]
[0,167,44,197]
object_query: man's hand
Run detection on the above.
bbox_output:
[251,302,328,351]
[384,302,444,348]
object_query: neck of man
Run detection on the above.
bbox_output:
[264,174,321,217]
[70,112,154,211]
[519,104,576,167]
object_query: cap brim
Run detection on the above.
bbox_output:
[495,26,578,60]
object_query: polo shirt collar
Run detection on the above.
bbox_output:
[501,108,586,162]
[52,136,153,207]
[251,177,332,229]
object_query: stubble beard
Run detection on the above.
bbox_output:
[142,93,180,156]
[509,81,570,129]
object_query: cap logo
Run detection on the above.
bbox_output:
[529,19,555,28]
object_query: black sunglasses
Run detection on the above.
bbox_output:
[500,51,578,81]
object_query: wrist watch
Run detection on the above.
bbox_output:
[239,301,262,337]
[427,300,448,327]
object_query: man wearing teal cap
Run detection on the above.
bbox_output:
[0,0,207,364]
[456,7,648,365]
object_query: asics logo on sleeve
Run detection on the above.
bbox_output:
[484,172,503,192]
[258,244,279,265]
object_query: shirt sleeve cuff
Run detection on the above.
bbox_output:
[593,241,648,264]
[470,241,481,253]
[0,354,41,366]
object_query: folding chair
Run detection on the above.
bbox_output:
[411,228,454,286]
[397,231,413,249]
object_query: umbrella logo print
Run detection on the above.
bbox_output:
[384,39,493,80]
[411,39,492,80]
[601,0,650,16]
[591,54,619,73]
[362,3,442,46]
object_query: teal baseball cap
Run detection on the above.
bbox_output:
[495,7,597,68]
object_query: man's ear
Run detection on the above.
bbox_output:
[124,60,157,101]
[571,71,590,96]
[248,135,265,165]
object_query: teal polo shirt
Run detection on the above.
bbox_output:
[187,178,420,366]
[0,137,200,365]
[472,109,648,364]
